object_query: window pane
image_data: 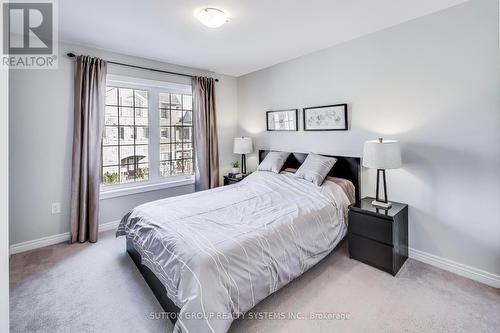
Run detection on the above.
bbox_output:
[105,106,118,125]
[183,144,193,159]
[136,145,148,164]
[135,108,148,125]
[159,93,170,109]
[119,107,134,125]
[173,143,183,159]
[160,109,170,126]
[170,94,182,110]
[160,144,172,161]
[172,160,184,175]
[136,163,149,181]
[103,126,118,145]
[183,159,193,174]
[102,86,152,186]
[160,161,172,177]
[102,146,118,166]
[119,88,134,106]
[102,166,119,185]
[182,149,193,159]
[135,90,148,108]
[157,92,193,178]
[173,111,183,126]
[106,87,118,106]
[182,95,192,110]
[181,127,192,142]
[119,126,134,144]
[182,111,192,125]
[174,127,183,143]
[135,127,149,144]
[120,146,135,165]
[160,127,171,144]
[120,164,136,183]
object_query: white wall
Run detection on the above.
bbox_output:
[237,0,500,276]
[0,6,10,330]
[9,41,238,245]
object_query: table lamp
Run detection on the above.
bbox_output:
[363,138,402,209]
[233,137,253,174]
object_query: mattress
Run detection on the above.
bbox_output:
[116,171,352,333]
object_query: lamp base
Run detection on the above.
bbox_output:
[241,154,247,175]
[371,200,392,209]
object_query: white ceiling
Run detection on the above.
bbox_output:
[59,0,468,77]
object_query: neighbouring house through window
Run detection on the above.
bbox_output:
[101,77,193,188]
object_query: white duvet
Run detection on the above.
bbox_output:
[116,171,351,333]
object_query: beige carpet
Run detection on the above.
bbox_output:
[10,230,500,333]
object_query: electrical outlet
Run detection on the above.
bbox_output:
[51,202,61,214]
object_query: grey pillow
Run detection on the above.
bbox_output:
[294,153,337,186]
[257,151,290,173]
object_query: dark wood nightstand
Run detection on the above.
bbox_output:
[223,174,248,186]
[348,197,408,276]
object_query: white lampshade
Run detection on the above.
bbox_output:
[233,137,253,154]
[363,138,402,169]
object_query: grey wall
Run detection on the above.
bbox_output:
[9,42,238,245]
[99,186,194,224]
[237,0,500,275]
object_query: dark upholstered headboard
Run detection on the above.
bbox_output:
[259,150,361,202]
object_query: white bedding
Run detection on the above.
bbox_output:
[116,171,351,333]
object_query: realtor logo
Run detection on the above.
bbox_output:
[2,0,58,68]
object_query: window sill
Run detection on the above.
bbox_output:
[100,176,195,200]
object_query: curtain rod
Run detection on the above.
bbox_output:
[66,52,219,82]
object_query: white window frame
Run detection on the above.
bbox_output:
[100,75,194,200]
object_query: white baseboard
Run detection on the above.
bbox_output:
[409,247,500,289]
[9,232,70,255]
[9,220,121,255]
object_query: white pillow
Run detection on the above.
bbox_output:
[257,151,290,173]
[294,153,337,186]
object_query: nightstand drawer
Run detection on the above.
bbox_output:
[223,174,249,186]
[224,178,239,186]
[349,211,393,245]
[348,233,393,274]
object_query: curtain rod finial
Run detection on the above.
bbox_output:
[67,52,76,58]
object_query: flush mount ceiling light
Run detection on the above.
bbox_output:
[195,7,230,28]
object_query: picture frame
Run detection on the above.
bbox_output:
[303,104,348,131]
[266,109,298,131]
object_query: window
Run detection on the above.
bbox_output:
[103,87,149,185]
[101,78,194,190]
[159,93,193,177]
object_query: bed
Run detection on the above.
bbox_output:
[117,150,360,333]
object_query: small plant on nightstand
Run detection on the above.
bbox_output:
[231,161,240,174]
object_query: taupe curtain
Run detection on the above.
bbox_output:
[192,76,219,191]
[69,56,107,243]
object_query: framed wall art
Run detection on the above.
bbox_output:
[303,104,348,131]
[266,109,298,131]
